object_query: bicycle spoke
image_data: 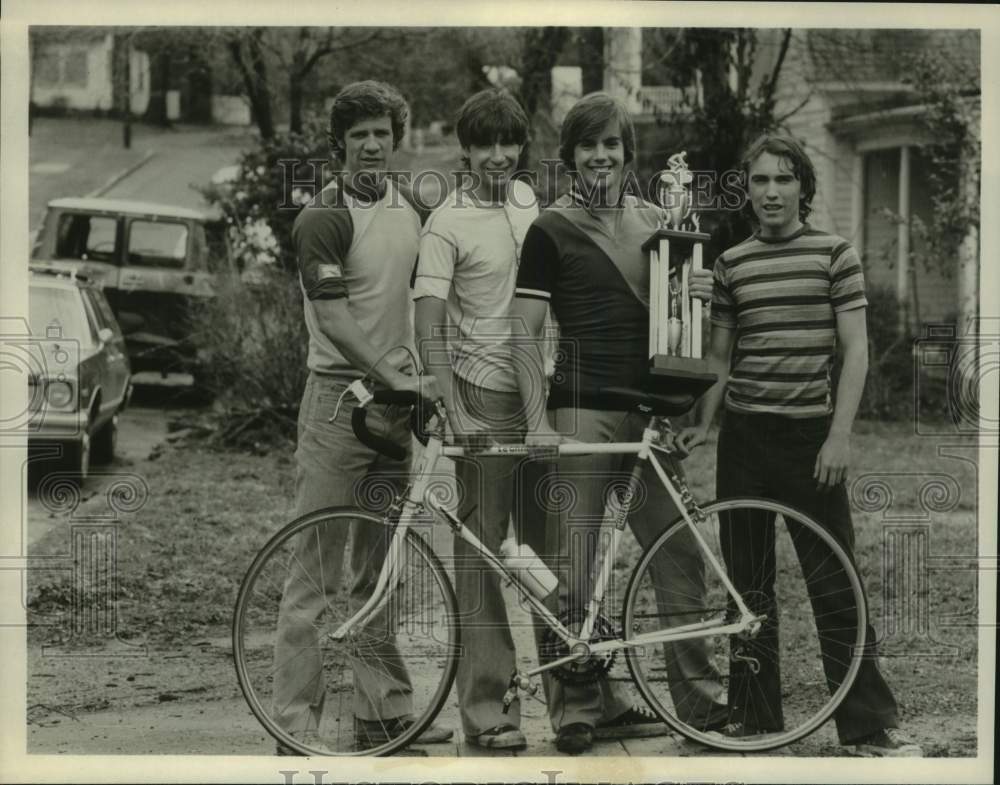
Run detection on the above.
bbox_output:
[234,508,459,756]
[624,498,866,752]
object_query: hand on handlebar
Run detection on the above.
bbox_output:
[525,421,564,446]
[390,372,443,405]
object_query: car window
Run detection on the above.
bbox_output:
[54,213,119,263]
[127,220,189,269]
[85,289,123,338]
[29,285,95,346]
[79,290,105,340]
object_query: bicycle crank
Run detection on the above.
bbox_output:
[501,671,539,714]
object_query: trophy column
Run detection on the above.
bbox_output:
[642,228,717,398]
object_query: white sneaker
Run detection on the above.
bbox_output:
[849,728,923,757]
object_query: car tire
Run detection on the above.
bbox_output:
[92,412,119,465]
[63,431,91,484]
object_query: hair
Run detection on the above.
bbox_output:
[456,88,530,151]
[558,92,636,170]
[740,133,817,221]
[327,80,409,159]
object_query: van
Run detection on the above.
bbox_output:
[31,197,225,377]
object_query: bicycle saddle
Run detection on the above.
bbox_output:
[596,386,696,417]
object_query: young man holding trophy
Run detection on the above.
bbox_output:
[678,134,922,758]
[511,92,729,755]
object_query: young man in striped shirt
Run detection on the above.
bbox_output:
[678,134,922,757]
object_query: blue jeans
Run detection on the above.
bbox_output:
[717,410,899,743]
[272,372,414,733]
[521,406,729,731]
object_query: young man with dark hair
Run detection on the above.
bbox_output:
[678,133,922,757]
[413,87,538,750]
[271,79,452,754]
[511,91,729,755]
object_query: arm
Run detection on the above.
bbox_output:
[414,295,457,429]
[510,296,560,442]
[676,323,735,454]
[313,297,440,398]
[815,306,868,489]
[294,204,439,399]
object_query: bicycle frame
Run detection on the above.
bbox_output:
[329,415,764,679]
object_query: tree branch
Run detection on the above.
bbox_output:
[761,28,792,107]
[775,91,813,124]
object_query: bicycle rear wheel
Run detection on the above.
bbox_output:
[233,507,460,756]
[622,498,866,752]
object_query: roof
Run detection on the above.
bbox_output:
[804,29,980,88]
[47,197,212,221]
[29,265,90,288]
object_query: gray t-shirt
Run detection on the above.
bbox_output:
[413,180,539,392]
[294,179,422,378]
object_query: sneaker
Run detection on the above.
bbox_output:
[355,716,454,750]
[849,728,923,757]
[593,705,669,740]
[467,724,527,750]
[554,723,593,754]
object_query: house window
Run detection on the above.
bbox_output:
[63,49,89,87]
[34,50,61,86]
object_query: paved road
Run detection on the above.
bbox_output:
[100,126,249,211]
[26,402,174,551]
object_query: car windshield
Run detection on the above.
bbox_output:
[29,285,94,346]
[127,220,188,268]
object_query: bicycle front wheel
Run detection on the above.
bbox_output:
[622,498,866,752]
[233,507,460,756]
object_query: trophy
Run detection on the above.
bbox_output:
[641,151,717,398]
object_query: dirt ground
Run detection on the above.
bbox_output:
[22,415,985,762]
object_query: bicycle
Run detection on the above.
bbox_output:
[233,380,867,756]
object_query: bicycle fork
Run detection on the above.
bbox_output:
[327,442,444,642]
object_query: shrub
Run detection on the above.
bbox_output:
[857,286,916,421]
[188,270,308,445]
[199,115,330,274]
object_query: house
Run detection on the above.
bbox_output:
[31,28,150,115]
[761,29,980,334]
[597,27,981,334]
[30,27,251,126]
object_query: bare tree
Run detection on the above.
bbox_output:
[227,28,276,140]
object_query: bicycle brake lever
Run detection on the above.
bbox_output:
[330,379,373,423]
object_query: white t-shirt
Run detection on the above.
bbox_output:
[413,179,539,392]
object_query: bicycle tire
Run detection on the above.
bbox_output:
[233,506,460,756]
[622,497,867,752]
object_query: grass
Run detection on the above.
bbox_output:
[25,419,982,754]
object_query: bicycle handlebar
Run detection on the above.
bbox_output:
[350,388,437,461]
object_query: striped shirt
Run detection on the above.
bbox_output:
[711,225,867,417]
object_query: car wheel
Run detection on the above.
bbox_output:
[63,431,91,484]
[92,413,119,465]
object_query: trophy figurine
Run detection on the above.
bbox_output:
[642,151,716,397]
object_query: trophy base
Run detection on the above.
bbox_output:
[647,355,718,399]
